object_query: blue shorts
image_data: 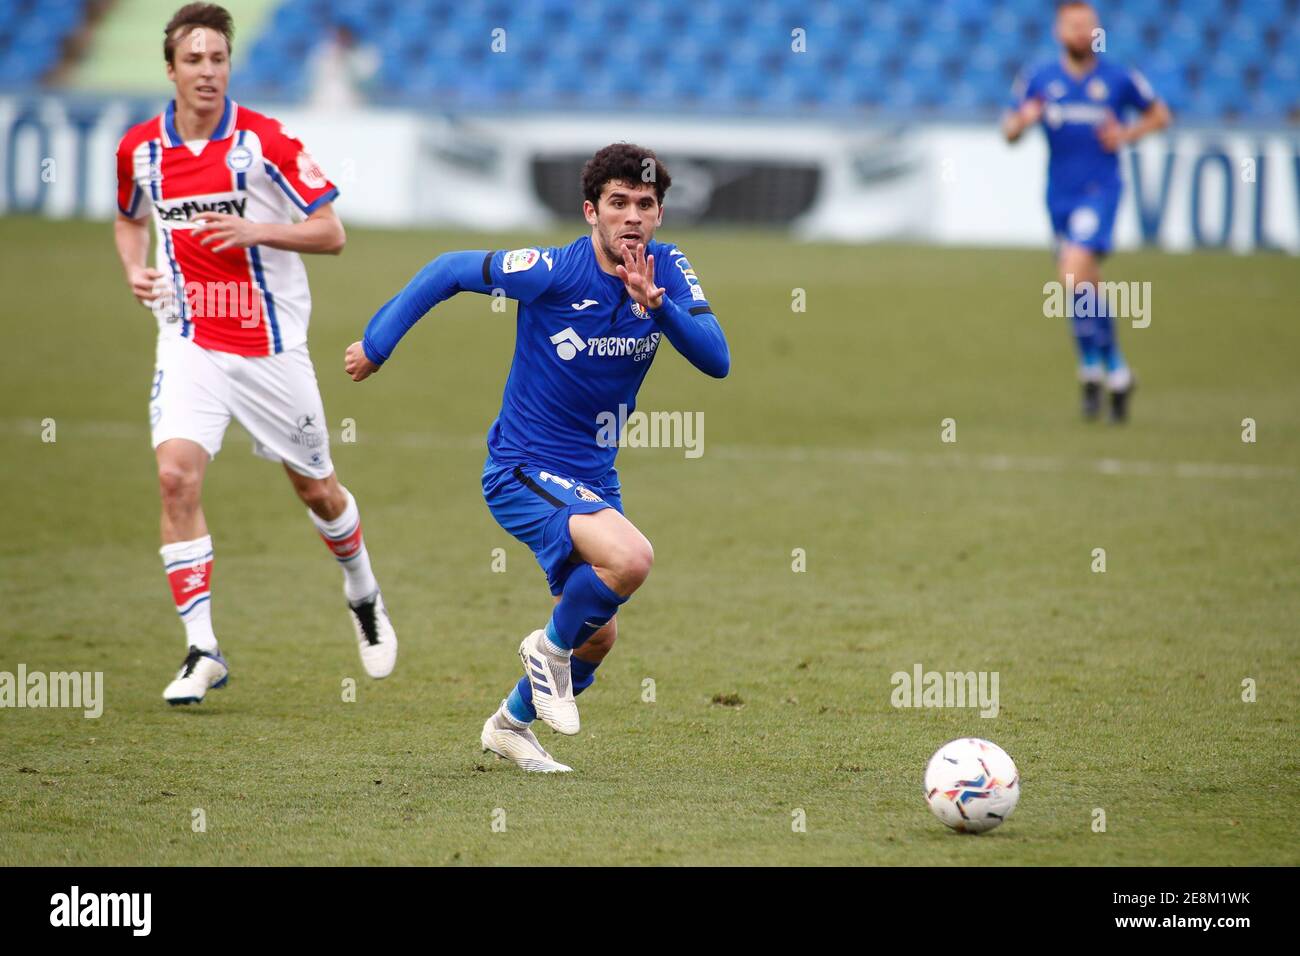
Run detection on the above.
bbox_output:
[482,456,623,595]
[1049,188,1120,256]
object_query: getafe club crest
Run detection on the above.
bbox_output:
[1086,77,1109,101]
[575,486,602,503]
[225,144,254,172]
[630,300,649,320]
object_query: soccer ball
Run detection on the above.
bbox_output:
[923,738,1020,834]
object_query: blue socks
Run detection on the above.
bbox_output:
[503,563,627,725]
[1091,294,1125,375]
[1072,287,1102,380]
[506,655,601,723]
[548,563,627,650]
[506,678,535,723]
[1072,283,1126,381]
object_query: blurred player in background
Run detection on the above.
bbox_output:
[113,3,396,705]
[1003,0,1170,422]
[346,144,730,772]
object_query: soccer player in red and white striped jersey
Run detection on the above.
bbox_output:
[113,3,396,704]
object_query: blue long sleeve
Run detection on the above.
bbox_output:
[648,296,730,378]
[361,250,491,365]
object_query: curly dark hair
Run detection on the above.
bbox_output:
[164,3,234,64]
[581,143,672,207]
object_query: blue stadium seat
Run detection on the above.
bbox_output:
[1248,87,1289,122]
[982,7,1023,49]
[1239,0,1288,27]
[1158,16,1207,63]
[1173,0,1231,23]
[1141,51,1189,111]
[1216,17,1267,64]
[1276,24,1300,62]
[1103,11,1149,55]
[1001,0,1053,19]
[1258,56,1298,117]
[945,78,990,113]
[665,69,709,103]
[1267,51,1299,87]
[527,66,583,104]
[967,48,1014,104]
[949,0,989,30]
[691,72,754,112]
[925,12,970,60]
[1195,56,1250,116]
[862,4,904,38]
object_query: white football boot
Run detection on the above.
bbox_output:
[480,701,572,773]
[163,646,229,705]
[347,590,397,679]
[518,629,579,735]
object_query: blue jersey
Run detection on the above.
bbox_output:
[362,235,729,481]
[1010,57,1157,202]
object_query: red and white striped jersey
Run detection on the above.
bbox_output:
[116,97,338,356]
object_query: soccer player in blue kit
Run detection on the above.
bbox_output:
[344,144,729,772]
[1004,0,1170,422]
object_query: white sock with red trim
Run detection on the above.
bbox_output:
[160,535,218,652]
[310,488,378,604]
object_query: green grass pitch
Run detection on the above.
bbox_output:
[0,215,1296,865]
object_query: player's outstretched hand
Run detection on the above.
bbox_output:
[345,341,379,382]
[1019,98,1044,126]
[126,265,168,308]
[616,243,665,312]
[191,213,263,253]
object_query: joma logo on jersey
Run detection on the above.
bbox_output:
[156,194,248,224]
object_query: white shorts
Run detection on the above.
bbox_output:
[149,335,334,478]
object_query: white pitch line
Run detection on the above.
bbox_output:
[4,418,1295,483]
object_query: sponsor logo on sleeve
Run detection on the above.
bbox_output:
[503,248,541,273]
[297,151,328,190]
[675,257,706,301]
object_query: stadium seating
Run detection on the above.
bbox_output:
[8,0,1299,123]
[0,0,88,86]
